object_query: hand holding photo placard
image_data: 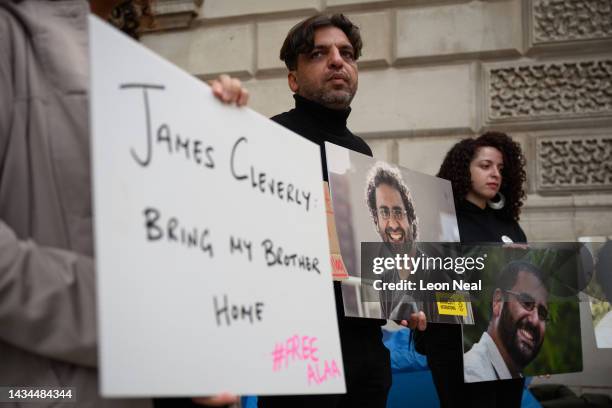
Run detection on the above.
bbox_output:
[324,142,472,323]
[90,16,344,396]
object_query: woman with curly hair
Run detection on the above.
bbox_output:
[438,131,527,242]
[415,132,528,408]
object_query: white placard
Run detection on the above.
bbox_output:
[89,16,344,397]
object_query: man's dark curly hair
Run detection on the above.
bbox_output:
[496,260,547,292]
[490,260,547,318]
[437,132,526,221]
[280,14,362,71]
[365,163,418,240]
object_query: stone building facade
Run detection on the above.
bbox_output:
[141,0,612,396]
[142,0,612,243]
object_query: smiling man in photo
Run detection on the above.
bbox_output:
[366,162,418,253]
[464,260,549,382]
[364,162,421,319]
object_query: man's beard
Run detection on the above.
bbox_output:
[317,89,354,109]
[300,82,356,110]
[498,303,543,369]
[381,227,413,254]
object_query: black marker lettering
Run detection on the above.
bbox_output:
[175,134,190,159]
[261,238,322,274]
[258,172,266,193]
[214,295,230,326]
[193,140,203,164]
[278,182,285,199]
[295,189,302,206]
[144,207,163,240]
[199,229,213,257]
[302,191,311,211]
[204,146,215,169]
[167,217,178,241]
[250,167,258,189]
[230,137,248,180]
[255,302,264,321]
[157,124,172,154]
[186,228,198,247]
[287,184,295,203]
[119,83,165,167]
[262,239,276,267]
[312,257,320,274]
[230,236,253,261]
[142,206,213,257]
[268,178,275,195]
[214,295,265,326]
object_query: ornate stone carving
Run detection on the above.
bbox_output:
[537,135,612,191]
[532,0,612,43]
[487,59,612,121]
[142,0,203,32]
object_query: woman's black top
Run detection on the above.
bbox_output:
[455,200,526,244]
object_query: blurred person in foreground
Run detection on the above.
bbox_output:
[0,1,246,406]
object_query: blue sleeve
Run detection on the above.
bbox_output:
[521,377,542,408]
[383,328,429,373]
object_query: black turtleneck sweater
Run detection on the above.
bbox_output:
[271,94,385,330]
[455,200,526,244]
[272,94,372,182]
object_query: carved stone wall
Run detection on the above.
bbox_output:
[536,135,612,191]
[486,59,612,122]
[532,0,612,44]
[143,0,203,32]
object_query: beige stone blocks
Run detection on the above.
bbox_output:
[200,0,320,19]
[243,77,294,118]
[141,30,191,71]
[326,0,390,6]
[520,210,577,241]
[396,136,462,176]
[145,0,202,31]
[257,18,302,73]
[142,23,254,78]
[188,23,254,78]
[256,12,391,74]
[521,194,612,241]
[575,207,612,239]
[349,64,477,135]
[139,0,612,249]
[348,11,392,67]
[395,0,522,62]
[363,139,396,162]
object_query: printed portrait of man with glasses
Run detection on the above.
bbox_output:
[364,162,420,319]
[365,162,419,251]
[463,260,549,382]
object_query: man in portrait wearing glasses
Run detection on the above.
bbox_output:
[365,162,419,319]
[464,260,549,382]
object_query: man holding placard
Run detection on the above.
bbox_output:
[257,14,426,408]
[0,1,246,407]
